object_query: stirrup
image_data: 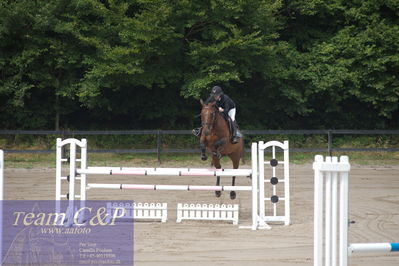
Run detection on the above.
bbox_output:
[212,151,222,159]
[231,136,239,144]
[192,128,201,137]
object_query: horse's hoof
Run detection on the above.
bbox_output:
[215,191,221,197]
[230,191,236,200]
[201,154,208,161]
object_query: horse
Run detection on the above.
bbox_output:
[199,98,245,200]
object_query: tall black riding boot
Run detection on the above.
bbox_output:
[231,121,239,144]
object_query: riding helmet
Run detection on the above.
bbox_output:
[210,86,223,96]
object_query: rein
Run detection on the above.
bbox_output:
[201,106,218,129]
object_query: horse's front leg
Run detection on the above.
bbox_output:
[212,156,222,198]
[230,153,240,200]
[200,137,208,161]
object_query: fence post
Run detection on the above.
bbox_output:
[157,130,162,164]
[328,130,333,156]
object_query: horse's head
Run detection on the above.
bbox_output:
[200,99,217,136]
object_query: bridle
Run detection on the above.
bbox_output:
[201,106,217,130]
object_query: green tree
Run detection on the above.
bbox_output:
[0,0,398,130]
[0,0,89,129]
[279,0,399,128]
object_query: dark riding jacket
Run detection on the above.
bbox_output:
[215,94,236,114]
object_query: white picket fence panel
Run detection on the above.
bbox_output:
[106,202,167,223]
[177,203,239,225]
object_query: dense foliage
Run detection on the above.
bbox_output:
[0,0,398,130]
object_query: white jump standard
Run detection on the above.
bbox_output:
[313,155,399,266]
[258,140,290,225]
[56,138,290,230]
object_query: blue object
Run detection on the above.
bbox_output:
[391,243,399,252]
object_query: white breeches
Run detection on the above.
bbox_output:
[228,108,236,121]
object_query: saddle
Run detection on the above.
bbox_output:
[220,112,243,138]
[191,111,243,140]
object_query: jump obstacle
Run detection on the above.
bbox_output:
[313,155,399,266]
[56,138,290,230]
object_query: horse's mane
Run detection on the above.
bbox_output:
[203,96,230,123]
[204,96,216,105]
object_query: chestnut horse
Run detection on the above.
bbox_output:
[199,99,244,199]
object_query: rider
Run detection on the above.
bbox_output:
[210,86,240,144]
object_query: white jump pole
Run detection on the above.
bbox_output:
[349,243,399,254]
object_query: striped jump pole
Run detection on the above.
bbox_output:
[77,167,253,177]
[87,183,252,191]
[313,155,399,266]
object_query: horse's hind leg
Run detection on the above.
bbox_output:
[213,157,222,197]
